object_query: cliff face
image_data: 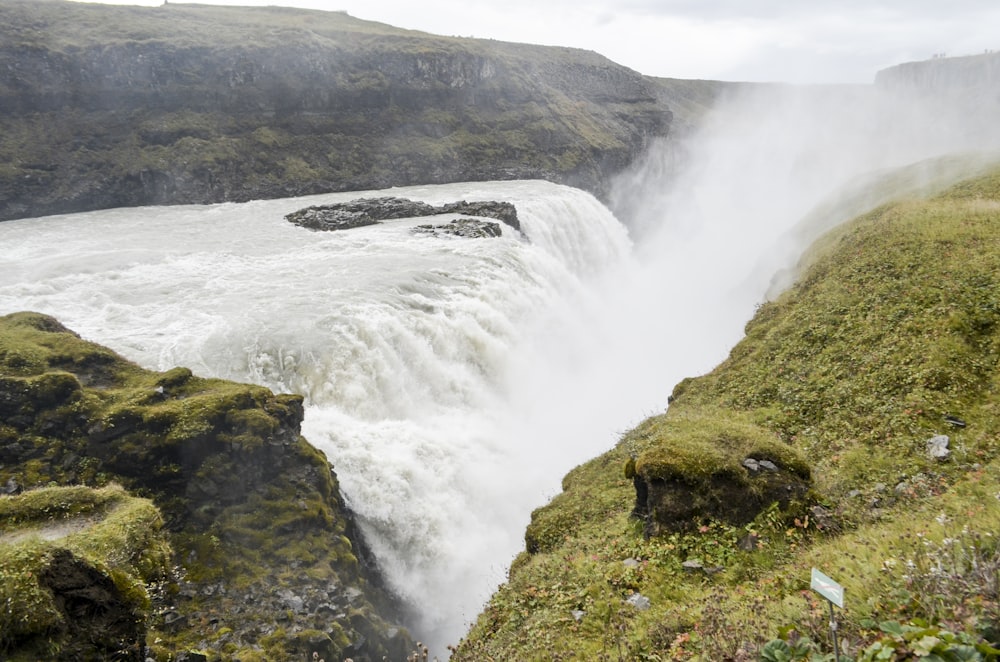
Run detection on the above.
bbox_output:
[0,0,671,221]
[0,311,413,661]
[875,51,1000,98]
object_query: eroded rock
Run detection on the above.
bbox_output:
[412,218,503,238]
[0,312,414,661]
[286,197,520,234]
[39,549,145,661]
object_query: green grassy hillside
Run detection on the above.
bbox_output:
[454,164,1000,661]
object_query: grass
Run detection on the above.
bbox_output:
[632,406,811,484]
[454,163,1000,660]
[0,483,118,529]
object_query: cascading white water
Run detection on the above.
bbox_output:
[0,180,642,652]
[2,80,996,657]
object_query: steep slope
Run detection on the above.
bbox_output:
[0,0,671,221]
[0,312,413,661]
[455,163,1000,660]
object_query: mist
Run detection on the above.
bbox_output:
[610,71,1000,323]
[373,76,999,651]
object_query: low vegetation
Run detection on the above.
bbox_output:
[454,161,1000,660]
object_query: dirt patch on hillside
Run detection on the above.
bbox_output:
[0,513,100,546]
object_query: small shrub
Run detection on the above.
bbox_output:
[857,621,1000,661]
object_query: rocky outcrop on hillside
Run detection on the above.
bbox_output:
[626,411,813,538]
[0,311,413,661]
[0,484,171,661]
[0,0,672,221]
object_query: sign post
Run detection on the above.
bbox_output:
[810,568,844,660]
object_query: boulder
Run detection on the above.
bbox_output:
[625,593,651,611]
[630,408,812,537]
[412,218,503,238]
[285,197,438,231]
[927,434,950,460]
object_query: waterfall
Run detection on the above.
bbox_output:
[0,179,640,651]
[3,82,996,656]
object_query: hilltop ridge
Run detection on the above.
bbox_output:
[0,0,680,221]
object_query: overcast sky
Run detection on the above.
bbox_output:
[70,0,1000,83]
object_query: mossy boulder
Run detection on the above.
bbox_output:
[0,484,171,661]
[628,407,812,536]
[0,311,412,661]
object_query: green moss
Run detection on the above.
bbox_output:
[0,483,120,529]
[0,485,171,653]
[633,406,810,485]
[678,189,1000,498]
[524,446,633,555]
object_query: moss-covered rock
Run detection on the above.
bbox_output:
[629,407,812,536]
[0,311,412,661]
[0,484,170,661]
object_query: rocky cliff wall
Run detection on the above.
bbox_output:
[0,0,672,221]
[0,311,413,661]
[875,51,1000,99]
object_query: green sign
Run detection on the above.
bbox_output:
[810,567,844,608]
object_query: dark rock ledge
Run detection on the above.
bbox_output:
[285,197,521,235]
